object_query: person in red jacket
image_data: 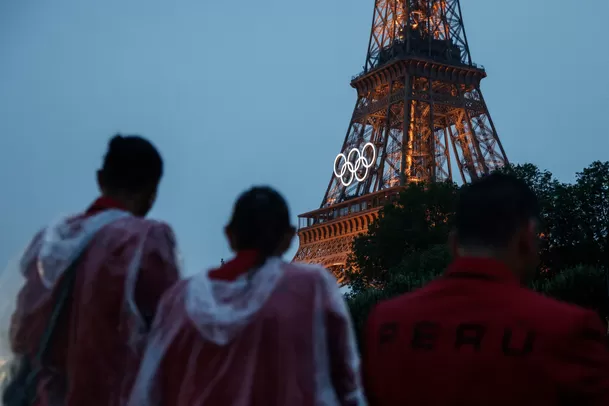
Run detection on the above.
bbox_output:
[128,186,366,406]
[363,173,609,406]
[5,135,180,406]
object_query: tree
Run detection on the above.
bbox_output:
[543,182,589,272]
[573,161,609,267]
[496,162,609,275]
[345,181,458,292]
[497,163,557,206]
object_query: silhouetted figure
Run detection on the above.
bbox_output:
[364,173,609,406]
[6,135,180,406]
[129,186,366,406]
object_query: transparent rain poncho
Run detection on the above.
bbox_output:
[129,258,367,406]
[0,209,180,406]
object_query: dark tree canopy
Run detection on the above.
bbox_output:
[345,181,458,293]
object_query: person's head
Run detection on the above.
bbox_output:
[450,172,541,282]
[96,134,164,217]
[225,186,296,265]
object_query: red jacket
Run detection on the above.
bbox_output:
[10,198,180,406]
[364,257,609,406]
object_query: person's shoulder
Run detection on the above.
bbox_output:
[531,295,608,360]
[492,286,605,339]
[111,216,174,233]
[282,261,338,285]
[106,217,176,244]
[144,220,177,244]
[93,218,179,267]
[278,262,348,298]
[510,285,589,317]
[151,278,190,327]
[524,289,605,332]
[283,261,326,272]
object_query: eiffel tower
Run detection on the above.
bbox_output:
[294,0,508,284]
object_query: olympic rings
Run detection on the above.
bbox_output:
[333,142,376,187]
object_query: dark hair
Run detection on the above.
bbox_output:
[455,172,540,248]
[228,186,292,264]
[100,134,163,193]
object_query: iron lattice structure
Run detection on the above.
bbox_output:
[294,0,508,284]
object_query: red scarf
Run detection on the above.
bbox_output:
[208,250,261,281]
[84,196,127,217]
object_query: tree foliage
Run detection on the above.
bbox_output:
[345,181,458,293]
[536,266,609,321]
[574,162,609,265]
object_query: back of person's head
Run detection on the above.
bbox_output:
[226,186,295,266]
[452,172,540,279]
[97,134,164,217]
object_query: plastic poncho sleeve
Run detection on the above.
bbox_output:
[321,271,367,406]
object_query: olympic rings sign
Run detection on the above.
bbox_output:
[333,142,376,187]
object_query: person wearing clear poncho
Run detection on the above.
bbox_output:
[0,135,181,406]
[128,186,367,406]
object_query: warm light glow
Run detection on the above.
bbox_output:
[333,142,376,187]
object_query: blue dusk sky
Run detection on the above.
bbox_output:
[1,0,608,275]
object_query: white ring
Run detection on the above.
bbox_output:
[333,142,376,187]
